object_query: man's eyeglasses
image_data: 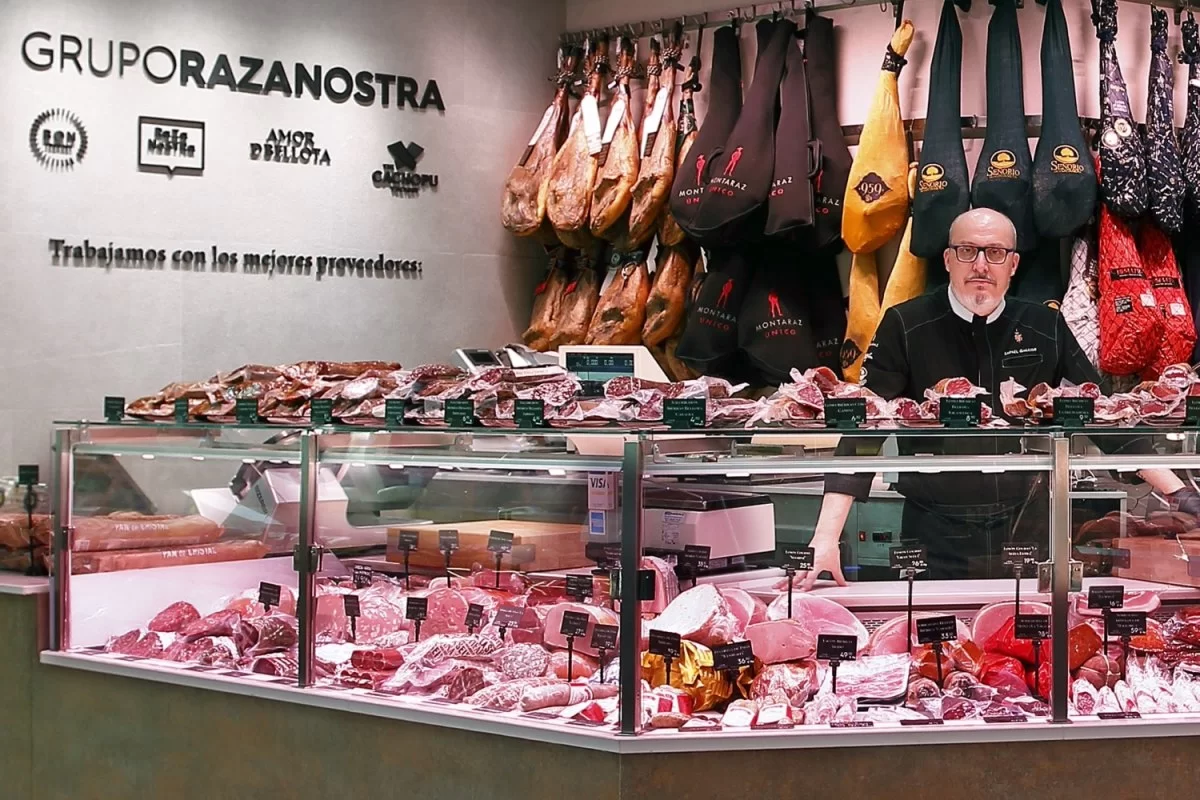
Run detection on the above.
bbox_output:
[949,245,1014,265]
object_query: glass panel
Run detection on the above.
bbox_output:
[1068,430,1200,720]
[638,429,1057,732]
[307,428,627,733]
[62,424,302,683]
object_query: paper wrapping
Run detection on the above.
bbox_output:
[641,640,751,711]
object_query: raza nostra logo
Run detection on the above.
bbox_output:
[30,108,87,170]
[138,116,204,176]
[373,138,438,194]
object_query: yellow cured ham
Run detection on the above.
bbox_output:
[658,55,700,248]
[842,21,915,255]
[522,250,572,351]
[547,41,609,249]
[879,166,927,315]
[590,39,640,239]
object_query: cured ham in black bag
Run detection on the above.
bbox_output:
[1095,0,1146,219]
[1145,8,1186,234]
[765,25,816,238]
[669,25,742,239]
[738,245,819,384]
[912,0,970,258]
[676,248,754,375]
[802,11,853,251]
[1031,0,1096,239]
[1181,14,1200,222]
[971,0,1036,253]
[688,19,796,245]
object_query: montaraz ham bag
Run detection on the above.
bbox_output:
[803,11,853,251]
[676,248,755,375]
[912,0,970,258]
[1095,0,1147,219]
[738,243,819,384]
[765,23,816,238]
[1031,0,1096,239]
[1145,7,1186,234]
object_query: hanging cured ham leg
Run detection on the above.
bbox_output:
[659,50,701,247]
[1095,0,1146,219]
[590,39,640,240]
[642,243,697,347]
[501,48,578,239]
[629,25,682,248]
[586,252,651,345]
[523,248,573,351]
[547,38,609,249]
[1145,7,1186,234]
[548,254,602,349]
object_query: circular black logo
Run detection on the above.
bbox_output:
[30,109,88,170]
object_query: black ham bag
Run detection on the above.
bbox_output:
[669,25,742,238]
[1095,0,1147,219]
[1031,0,1096,239]
[1145,7,1186,234]
[676,248,755,374]
[803,11,853,252]
[1182,14,1200,222]
[912,0,970,258]
[688,19,795,245]
[765,26,817,238]
[1010,238,1067,305]
[738,245,818,384]
[971,0,1036,253]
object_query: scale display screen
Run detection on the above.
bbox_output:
[565,352,635,384]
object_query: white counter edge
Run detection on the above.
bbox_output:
[40,651,1200,754]
[0,574,50,595]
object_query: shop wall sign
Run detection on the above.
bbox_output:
[373,139,439,195]
[138,116,204,176]
[250,129,330,166]
[29,108,87,170]
[21,32,445,112]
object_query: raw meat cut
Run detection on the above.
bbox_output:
[542,603,619,657]
[979,653,1028,696]
[385,658,494,697]
[405,634,502,666]
[350,647,405,672]
[148,601,200,633]
[1078,651,1123,690]
[745,620,817,665]
[549,649,598,680]
[721,699,758,727]
[821,653,910,701]
[971,601,1050,647]
[652,585,741,647]
[718,587,765,631]
[181,610,242,642]
[418,588,470,637]
[546,39,609,249]
[984,616,1051,665]
[589,38,639,239]
[72,514,223,552]
[766,593,870,651]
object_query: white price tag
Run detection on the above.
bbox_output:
[1171,302,1187,316]
[581,95,603,155]
[640,85,671,156]
[662,511,684,546]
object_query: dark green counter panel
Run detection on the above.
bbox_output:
[0,593,43,800]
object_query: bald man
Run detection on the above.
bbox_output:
[798,209,1188,584]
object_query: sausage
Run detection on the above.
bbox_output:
[71,539,266,574]
[72,513,223,552]
[519,681,596,712]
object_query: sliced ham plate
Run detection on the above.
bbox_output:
[870,613,974,655]
[765,593,869,651]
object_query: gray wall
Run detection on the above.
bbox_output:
[0,0,565,471]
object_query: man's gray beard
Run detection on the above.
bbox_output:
[967,290,1000,315]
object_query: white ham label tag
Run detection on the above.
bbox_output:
[528,103,557,147]
[1171,302,1187,316]
[601,97,626,146]
[641,84,672,157]
[1140,293,1156,307]
[582,95,604,155]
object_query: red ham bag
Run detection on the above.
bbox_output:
[1098,199,1162,376]
[1138,223,1196,378]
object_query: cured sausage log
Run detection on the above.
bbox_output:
[642,244,696,346]
[586,252,651,345]
[72,540,268,574]
[523,248,573,351]
[590,39,639,239]
[72,513,223,552]
[629,26,682,247]
[548,255,603,348]
[547,38,609,249]
[659,53,700,247]
[501,48,578,239]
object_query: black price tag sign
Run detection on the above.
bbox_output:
[915,615,959,644]
[174,397,190,424]
[104,396,125,422]
[983,713,1027,724]
[1098,711,1142,720]
[384,399,405,428]
[1053,396,1094,427]
[514,399,546,428]
[663,397,707,430]
[352,565,373,589]
[17,465,38,486]
[465,603,484,630]
[438,530,459,553]
[830,720,874,728]
[310,398,334,426]
[444,398,475,427]
[1109,611,1147,637]
[901,718,946,726]
[258,582,282,608]
[591,623,618,651]
[939,397,980,428]
[493,605,525,629]
[559,610,591,638]
[782,546,815,571]
[648,629,682,659]
[816,634,859,662]
[1002,544,1040,570]
[890,546,928,570]
[406,596,429,621]
[1014,614,1051,640]
[599,543,623,569]
[824,397,866,429]
[395,529,420,551]
[235,397,260,424]
[1088,585,1125,610]
[566,574,594,600]
[1186,397,1200,427]
[343,594,361,617]
[487,530,514,554]
[681,544,711,572]
[712,640,755,671]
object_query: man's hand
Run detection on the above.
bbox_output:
[799,535,847,591]
[799,492,854,591]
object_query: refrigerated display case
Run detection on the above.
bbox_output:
[40,420,1200,750]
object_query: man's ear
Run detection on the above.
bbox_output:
[944,249,952,273]
[1010,253,1020,276]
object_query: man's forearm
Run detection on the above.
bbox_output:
[1138,468,1185,495]
[813,492,855,546]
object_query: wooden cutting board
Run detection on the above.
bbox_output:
[1113,537,1200,587]
[386,520,590,572]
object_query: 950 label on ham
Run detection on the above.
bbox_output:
[438,530,459,553]
[890,546,928,570]
[406,596,429,621]
[104,395,125,422]
[1108,611,1148,637]
[712,640,755,671]
[939,397,980,427]
[916,615,959,644]
[559,610,591,639]
[1002,543,1040,570]
[1088,585,1125,610]
[514,399,546,428]
[781,546,815,571]
[235,397,260,424]
[1014,614,1051,640]
[566,574,594,600]
[343,594,361,617]
[824,397,866,429]
[681,544,711,572]
[258,582,282,608]
[591,623,618,651]
[384,399,405,428]
[464,603,484,630]
[648,629,682,659]
[816,634,859,662]
[353,565,373,589]
[444,398,475,428]
[487,530,514,554]
[310,398,334,425]
[663,398,706,430]
[1053,396,1094,427]
[493,604,524,629]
